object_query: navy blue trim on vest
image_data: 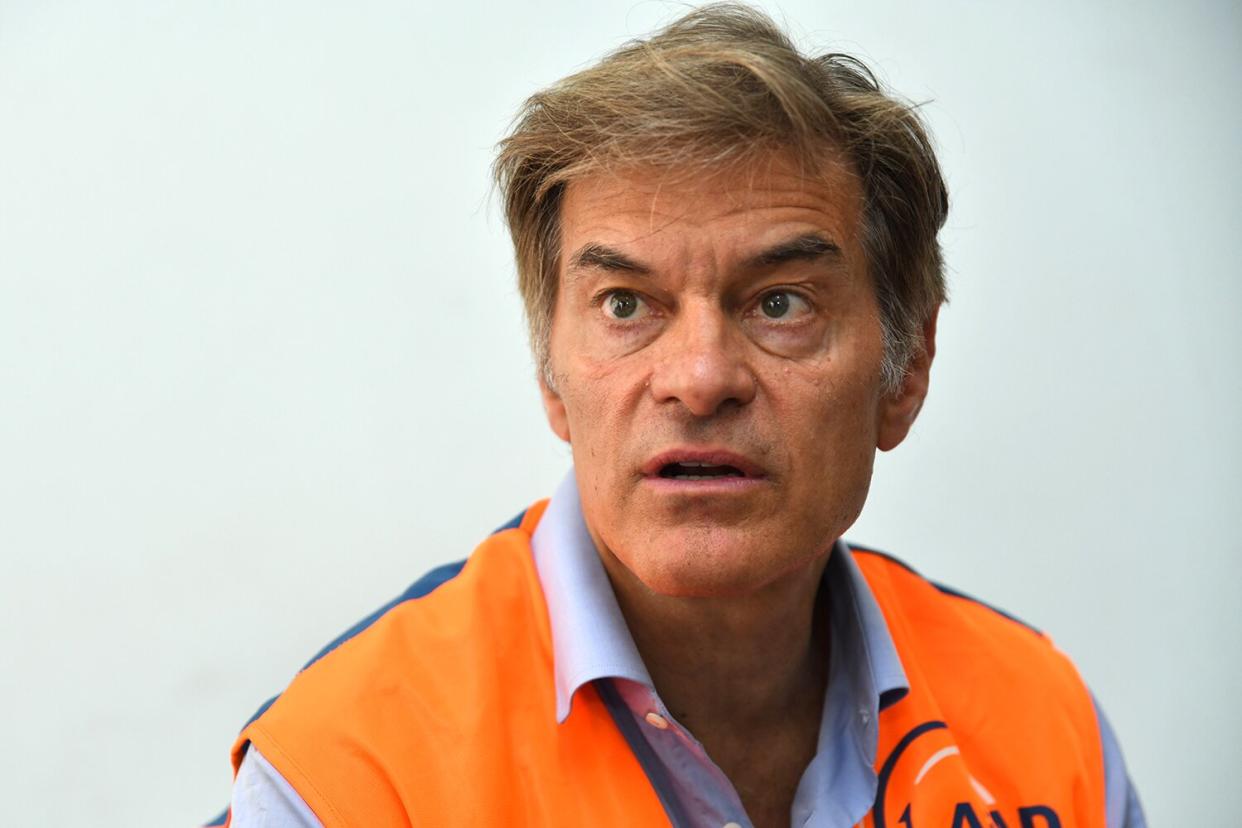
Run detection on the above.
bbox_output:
[849,545,1042,636]
[872,719,948,828]
[596,679,692,828]
[491,510,526,533]
[879,686,909,712]
[203,807,228,827]
[930,581,1041,636]
[298,558,467,673]
[242,694,279,729]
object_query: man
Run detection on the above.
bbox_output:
[215,5,1144,827]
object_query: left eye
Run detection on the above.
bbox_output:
[757,290,811,320]
[601,289,649,321]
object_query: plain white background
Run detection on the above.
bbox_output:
[1,0,1238,824]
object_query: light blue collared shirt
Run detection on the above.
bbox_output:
[227,469,1145,828]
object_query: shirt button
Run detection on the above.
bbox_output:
[644,711,670,730]
[723,822,743,828]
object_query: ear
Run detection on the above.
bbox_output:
[877,307,938,452]
[539,374,571,443]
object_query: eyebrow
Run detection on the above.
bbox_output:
[565,232,842,281]
[748,233,842,269]
[567,244,651,277]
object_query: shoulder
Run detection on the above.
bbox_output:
[850,544,1044,640]
[228,504,555,824]
[851,546,1125,828]
[267,505,547,710]
[233,503,551,751]
[848,543,1091,701]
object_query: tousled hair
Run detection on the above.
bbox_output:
[493,2,948,392]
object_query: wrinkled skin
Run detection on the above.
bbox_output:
[540,152,934,600]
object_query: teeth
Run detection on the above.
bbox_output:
[680,461,713,467]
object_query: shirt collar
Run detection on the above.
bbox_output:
[530,467,909,726]
[531,469,652,722]
[793,546,911,825]
[829,543,910,718]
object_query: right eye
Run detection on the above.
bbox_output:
[601,290,649,321]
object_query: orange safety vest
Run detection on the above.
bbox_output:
[227,502,1105,828]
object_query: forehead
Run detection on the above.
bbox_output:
[558,152,865,262]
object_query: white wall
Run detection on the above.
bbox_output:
[1,0,1237,823]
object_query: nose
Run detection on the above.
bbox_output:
[648,303,757,417]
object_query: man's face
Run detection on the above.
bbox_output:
[541,152,931,598]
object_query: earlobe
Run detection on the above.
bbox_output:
[876,309,938,452]
[539,377,572,443]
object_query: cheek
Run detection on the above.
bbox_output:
[778,361,881,483]
[562,350,647,420]
[557,359,642,475]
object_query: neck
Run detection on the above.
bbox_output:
[600,549,832,734]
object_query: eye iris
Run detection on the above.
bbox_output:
[610,292,638,319]
[762,292,790,318]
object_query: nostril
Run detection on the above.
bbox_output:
[647,335,758,417]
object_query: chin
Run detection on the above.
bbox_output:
[620,524,808,599]
[632,562,748,598]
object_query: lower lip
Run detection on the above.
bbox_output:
[640,475,768,494]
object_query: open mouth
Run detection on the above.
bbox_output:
[658,461,747,481]
[642,448,764,484]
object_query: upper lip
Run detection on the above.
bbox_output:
[641,447,768,479]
